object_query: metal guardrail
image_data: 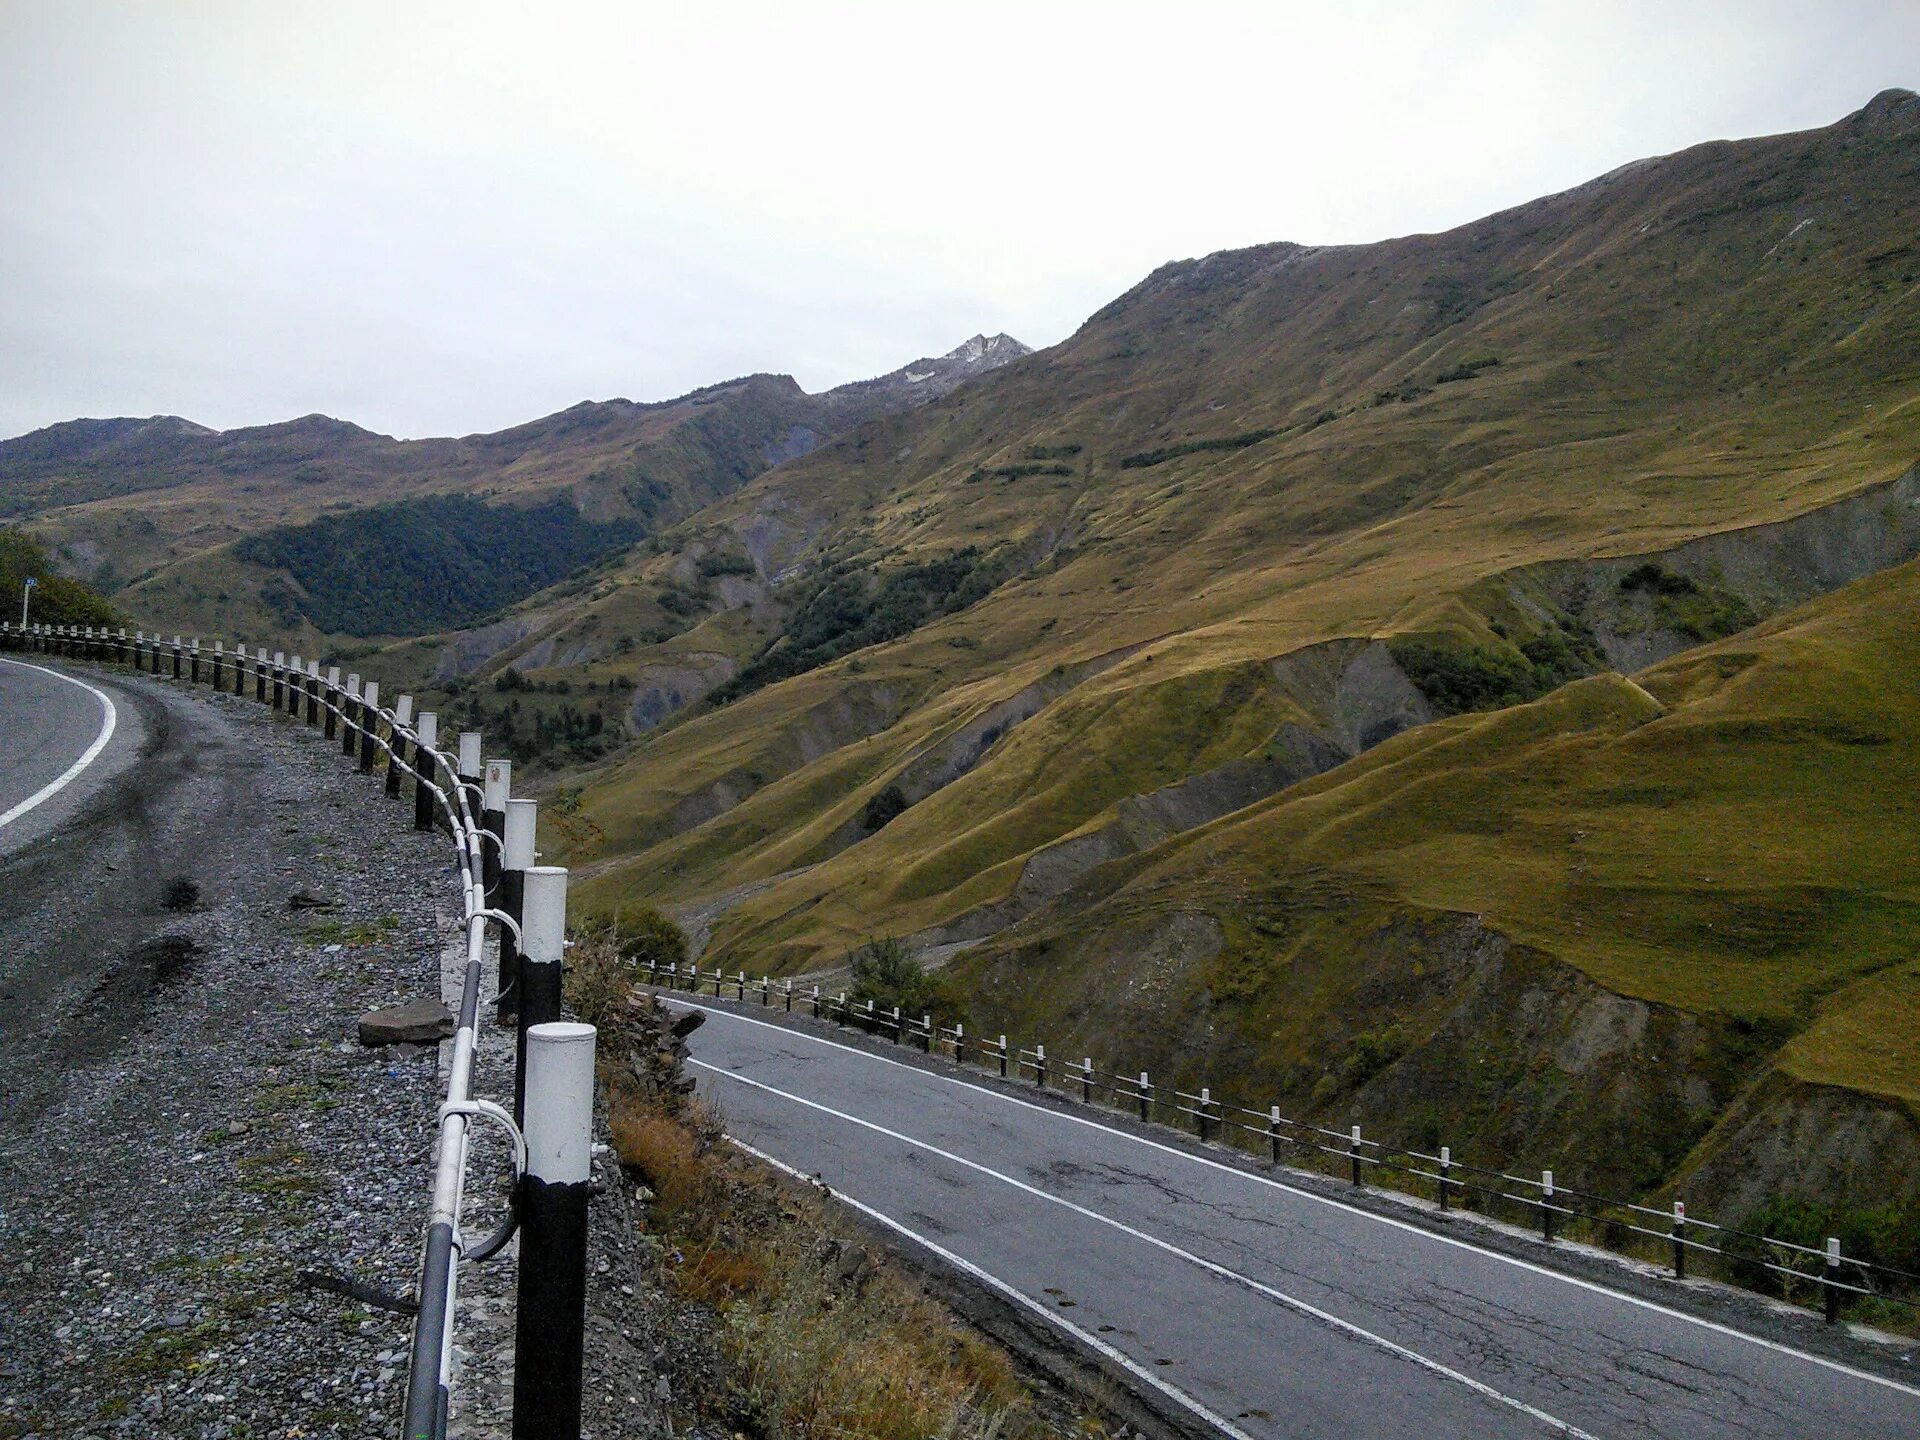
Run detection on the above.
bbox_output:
[17,620,1913,1338]
[2,621,595,1439]
[643,959,1920,1329]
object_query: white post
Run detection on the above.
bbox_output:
[497,796,538,1020]
[517,1019,596,1436]
[515,865,569,1124]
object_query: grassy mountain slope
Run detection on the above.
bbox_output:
[524,92,1920,1214]
[943,557,1920,1207]
[566,90,1920,938]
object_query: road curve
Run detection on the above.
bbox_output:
[0,657,123,849]
[673,999,1920,1440]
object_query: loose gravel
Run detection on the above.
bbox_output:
[0,680,485,1440]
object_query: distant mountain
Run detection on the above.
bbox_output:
[821,333,1032,424]
[0,333,1029,634]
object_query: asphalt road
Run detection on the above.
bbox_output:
[0,659,263,1126]
[674,999,1920,1440]
[0,655,130,854]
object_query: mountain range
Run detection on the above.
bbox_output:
[7,90,1920,1225]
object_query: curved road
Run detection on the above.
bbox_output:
[673,998,1920,1440]
[0,658,255,1126]
[0,656,127,853]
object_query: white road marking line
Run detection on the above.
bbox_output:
[670,997,1920,1403]
[0,659,119,830]
[696,1059,1599,1439]
[725,1135,1262,1440]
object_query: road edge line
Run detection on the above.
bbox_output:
[0,658,120,830]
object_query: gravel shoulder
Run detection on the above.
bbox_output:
[0,671,462,1440]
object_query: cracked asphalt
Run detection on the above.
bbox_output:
[672,999,1920,1440]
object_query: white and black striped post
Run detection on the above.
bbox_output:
[324,665,341,738]
[514,866,568,1125]
[254,645,268,702]
[342,674,362,755]
[387,695,414,796]
[273,651,287,710]
[210,640,225,688]
[306,659,321,726]
[514,1019,596,1440]
[498,797,536,1023]
[359,681,380,772]
[189,638,201,684]
[235,643,250,695]
[414,711,439,830]
[457,733,483,840]
[481,759,511,909]
[287,654,302,714]
[171,634,183,680]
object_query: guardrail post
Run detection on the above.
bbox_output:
[413,712,439,829]
[1081,1058,1093,1103]
[209,640,224,688]
[359,681,380,772]
[1541,1170,1555,1242]
[481,758,511,906]
[515,865,569,1126]
[171,634,183,680]
[515,1020,596,1440]
[305,659,321,725]
[1440,1147,1452,1212]
[1035,1043,1047,1089]
[890,1005,902,1042]
[1671,1199,1684,1277]
[952,1021,963,1060]
[1269,1105,1282,1163]
[1350,1125,1364,1187]
[1138,1072,1151,1122]
[458,732,483,823]
[255,647,268,702]
[810,985,820,1018]
[189,638,201,683]
[784,980,794,1013]
[999,1036,1009,1079]
[759,976,770,1007]
[324,665,341,737]
[925,1016,935,1054]
[1824,1237,1842,1324]
[498,797,536,1022]
[276,652,290,710]
[114,628,127,665]
[342,674,361,752]
[1197,1087,1212,1143]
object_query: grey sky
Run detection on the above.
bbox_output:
[2,1,1914,442]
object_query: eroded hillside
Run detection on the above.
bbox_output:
[504,92,1920,1215]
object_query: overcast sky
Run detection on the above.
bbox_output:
[1,2,1913,442]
